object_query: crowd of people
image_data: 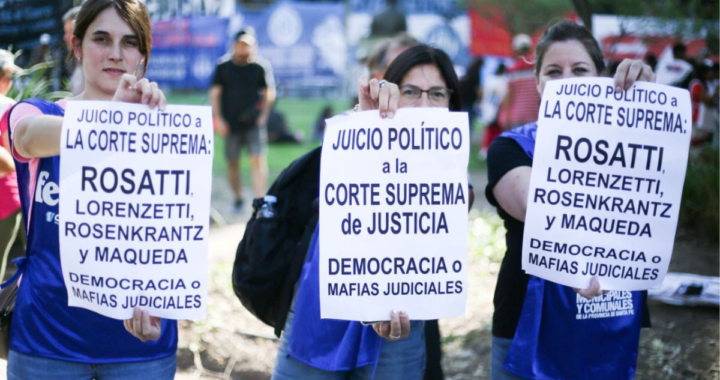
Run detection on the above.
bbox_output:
[460,35,719,155]
[0,0,716,379]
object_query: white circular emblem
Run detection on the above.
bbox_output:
[426,25,460,60]
[193,55,213,80]
[267,5,303,48]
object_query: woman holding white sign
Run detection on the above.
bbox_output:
[486,21,655,380]
[6,0,176,379]
[271,45,472,380]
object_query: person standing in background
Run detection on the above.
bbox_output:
[689,61,719,145]
[655,43,694,89]
[369,0,407,39]
[210,29,273,212]
[62,6,84,95]
[366,33,418,80]
[459,58,484,134]
[498,34,539,131]
[0,49,23,282]
[29,34,62,91]
[479,63,507,158]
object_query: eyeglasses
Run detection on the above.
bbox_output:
[399,85,453,107]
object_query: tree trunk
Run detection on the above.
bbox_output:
[570,0,593,30]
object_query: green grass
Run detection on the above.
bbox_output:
[165,92,350,180]
[165,92,487,181]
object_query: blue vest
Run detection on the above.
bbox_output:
[288,226,382,371]
[7,99,177,363]
[500,123,643,380]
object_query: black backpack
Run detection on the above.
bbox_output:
[232,146,321,337]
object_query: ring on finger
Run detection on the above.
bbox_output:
[379,80,387,88]
[388,334,400,340]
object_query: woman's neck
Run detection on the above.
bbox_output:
[77,84,113,101]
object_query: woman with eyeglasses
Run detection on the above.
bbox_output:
[271,44,472,380]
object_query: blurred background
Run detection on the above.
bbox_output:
[0,1,718,379]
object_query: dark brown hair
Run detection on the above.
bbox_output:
[535,21,605,76]
[383,44,462,112]
[73,0,152,75]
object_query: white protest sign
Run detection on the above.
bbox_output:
[523,78,691,291]
[59,101,213,320]
[320,108,469,321]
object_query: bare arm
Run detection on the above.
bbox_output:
[209,85,223,120]
[13,115,64,159]
[265,83,276,107]
[258,87,271,126]
[0,133,14,176]
[209,85,228,136]
[492,166,531,222]
[0,148,13,176]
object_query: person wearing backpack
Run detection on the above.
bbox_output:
[258,45,473,380]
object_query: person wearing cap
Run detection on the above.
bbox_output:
[0,49,23,282]
[29,33,63,91]
[497,34,540,131]
[210,29,272,213]
[29,34,54,67]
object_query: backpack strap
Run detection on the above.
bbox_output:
[274,198,319,337]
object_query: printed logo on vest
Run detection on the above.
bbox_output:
[36,171,59,207]
[576,291,634,320]
[45,211,60,225]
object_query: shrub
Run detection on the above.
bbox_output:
[678,146,719,242]
[468,210,507,275]
[7,60,70,101]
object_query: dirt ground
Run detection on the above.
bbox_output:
[173,175,720,380]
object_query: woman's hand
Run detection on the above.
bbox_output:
[372,310,411,341]
[113,74,167,111]
[123,307,162,342]
[358,76,400,119]
[614,59,656,92]
[574,276,608,300]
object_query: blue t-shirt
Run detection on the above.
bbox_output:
[8,99,177,363]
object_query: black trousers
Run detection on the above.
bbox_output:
[424,320,445,380]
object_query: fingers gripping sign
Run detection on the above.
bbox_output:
[614,59,656,92]
[357,77,400,118]
[574,276,608,300]
[372,310,411,341]
[112,74,167,111]
[123,306,162,343]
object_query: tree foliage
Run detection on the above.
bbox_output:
[468,0,572,35]
[7,61,70,102]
